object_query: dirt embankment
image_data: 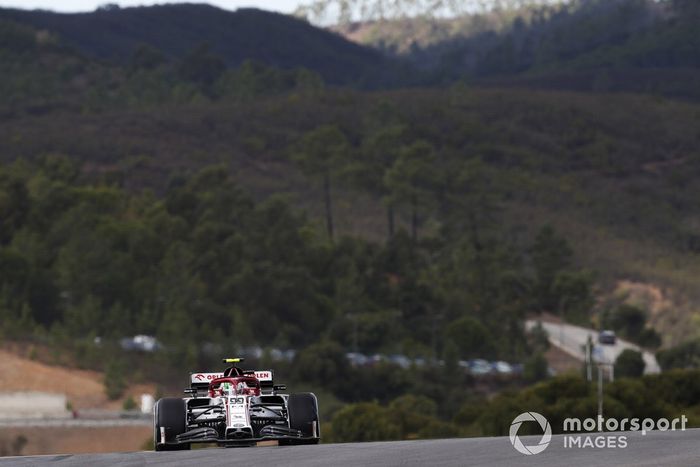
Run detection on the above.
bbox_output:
[0,348,155,410]
[0,347,156,455]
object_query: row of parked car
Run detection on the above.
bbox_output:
[345,352,522,376]
[114,339,522,377]
[464,359,523,376]
[238,348,522,376]
[238,346,297,362]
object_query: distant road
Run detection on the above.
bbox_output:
[2,429,699,466]
[0,418,150,428]
[0,411,150,427]
[525,320,660,374]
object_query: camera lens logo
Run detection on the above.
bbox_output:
[510,412,552,455]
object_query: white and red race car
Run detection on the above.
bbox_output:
[154,358,320,450]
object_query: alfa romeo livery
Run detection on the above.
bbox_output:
[154,358,320,450]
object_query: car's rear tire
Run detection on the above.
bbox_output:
[284,393,320,445]
[154,398,190,451]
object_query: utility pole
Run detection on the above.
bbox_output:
[586,336,593,382]
[352,313,358,354]
[430,311,443,363]
[596,362,614,419]
[598,365,603,418]
[560,322,564,346]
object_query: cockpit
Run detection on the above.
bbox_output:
[209,377,261,397]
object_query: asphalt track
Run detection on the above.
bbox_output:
[2,429,699,466]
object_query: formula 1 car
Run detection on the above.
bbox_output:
[154,358,320,450]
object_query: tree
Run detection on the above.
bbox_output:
[445,316,493,358]
[293,125,350,241]
[129,43,166,71]
[615,349,645,378]
[389,394,437,437]
[0,248,29,307]
[603,304,661,349]
[528,321,550,352]
[293,341,351,392]
[384,140,438,242]
[523,352,548,382]
[97,3,120,11]
[673,0,700,20]
[609,304,646,339]
[439,157,500,238]
[104,359,127,400]
[0,170,29,245]
[328,402,400,442]
[348,124,406,239]
[217,61,324,99]
[178,43,226,88]
[552,270,594,322]
[296,0,557,24]
[530,225,573,312]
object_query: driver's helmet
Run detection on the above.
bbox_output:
[221,382,235,397]
[236,381,259,396]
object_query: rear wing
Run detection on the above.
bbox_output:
[189,372,223,396]
[244,370,274,392]
[188,370,275,396]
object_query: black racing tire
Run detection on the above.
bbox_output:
[154,398,190,451]
[284,393,320,445]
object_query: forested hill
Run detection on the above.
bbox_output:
[7,0,699,93]
[0,4,405,87]
[331,0,700,98]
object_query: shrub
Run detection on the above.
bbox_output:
[615,349,645,378]
[104,360,127,400]
[328,402,401,443]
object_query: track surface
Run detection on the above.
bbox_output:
[2,429,699,466]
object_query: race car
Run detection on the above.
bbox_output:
[154,358,320,450]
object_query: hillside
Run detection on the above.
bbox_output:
[6,0,698,94]
[5,3,700,444]
[2,13,700,350]
[3,77,700,341]
[0,345,155,410]
[333,0,700,98]
[0,4,406,87]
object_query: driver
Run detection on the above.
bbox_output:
[236,380,261,396]
[221,382,235,397]
[237,381,252,395]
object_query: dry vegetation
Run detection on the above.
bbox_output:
[0,345,155,410]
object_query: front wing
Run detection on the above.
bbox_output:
[160,425,318,447]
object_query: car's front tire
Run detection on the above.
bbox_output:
[283,393,320,445]
[154,397,190,451]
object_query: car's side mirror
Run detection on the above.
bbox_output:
[273,385,286,391]
[183,388,197,395]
